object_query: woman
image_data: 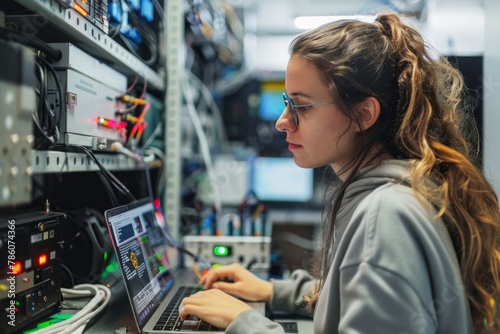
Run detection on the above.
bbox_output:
[179,12,500,333]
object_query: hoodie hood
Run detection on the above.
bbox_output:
[333,159,412,249]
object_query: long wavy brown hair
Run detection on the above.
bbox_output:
[291,12,500,333]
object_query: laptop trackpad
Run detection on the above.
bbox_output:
[181,320,200,330]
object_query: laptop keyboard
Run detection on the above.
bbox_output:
[153,286,223,332]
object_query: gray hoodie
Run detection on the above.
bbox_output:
[227,160,472,334]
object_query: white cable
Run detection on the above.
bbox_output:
[60,285,111,334]
[111,141,143,161]
[181,72,223,213]
[52,284,110,334]
[34,284,111,334]
[34,284,102,334]
[61,288,95,298]
[143,152,156,163]
[186,70,230,151]
[145,146,166,194]
[141,120,164,149]
[145,146,165,163]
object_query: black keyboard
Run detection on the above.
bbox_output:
[153,286,223,332]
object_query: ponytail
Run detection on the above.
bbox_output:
[376,13,500,333]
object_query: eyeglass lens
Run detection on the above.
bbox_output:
[282,93,299,126]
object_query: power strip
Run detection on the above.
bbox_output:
[182,236,271,277]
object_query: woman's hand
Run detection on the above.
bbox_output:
[179,289,252,329]
[201,263,273,302]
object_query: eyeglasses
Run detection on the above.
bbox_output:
[282,93,337,126]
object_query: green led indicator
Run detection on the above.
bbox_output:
[213,246,229,257]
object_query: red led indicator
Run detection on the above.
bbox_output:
[38,254,48,266]
[11,262,22,275]
[95,116,126,130]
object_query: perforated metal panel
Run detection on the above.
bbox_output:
[164,0,183,260]
[0,42,34,206]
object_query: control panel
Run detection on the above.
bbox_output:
[182,236,271,278]
[0,211,65,334]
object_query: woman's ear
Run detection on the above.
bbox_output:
[357,97,381,132]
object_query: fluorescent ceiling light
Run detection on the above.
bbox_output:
[294,15,377,30]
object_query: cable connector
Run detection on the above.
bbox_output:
[114,327,129,334]
[95,116,126,130]
[44,199,50,213]
[117,95,148,105]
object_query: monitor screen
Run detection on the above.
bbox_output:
[105,199,175,328]
[259,81,285,122]
[252,157,314,202]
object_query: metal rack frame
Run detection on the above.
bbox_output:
[33,150,140,173]
[15,0,165,90]
[164,0,183,245]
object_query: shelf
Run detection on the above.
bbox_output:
[14,0,165,91]
[33,150,140,173]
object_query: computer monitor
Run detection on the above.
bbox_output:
[251,156,314,204]
[259,80,285,122]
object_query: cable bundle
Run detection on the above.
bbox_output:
[33,55,62,150]
[108,0,161,67]
[78,145,136,205]
[0,27,63,150]
[32,284,111,334]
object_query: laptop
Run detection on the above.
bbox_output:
[104,198,266,333]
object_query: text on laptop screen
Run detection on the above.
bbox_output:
[106,200,175,328]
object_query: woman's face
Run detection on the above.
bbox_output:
[276,55,359,174]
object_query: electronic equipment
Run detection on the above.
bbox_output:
[259,80,286,122]
[251,156,315,203]
[221,71,287,152]
[0,210,65,334]
[182,235,271,278]
[55,0,109,34]
[0,40,35,207]
[60,207,113,285]
[47,42,127,149]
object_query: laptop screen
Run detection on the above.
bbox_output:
[105,198,176,329]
